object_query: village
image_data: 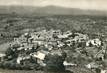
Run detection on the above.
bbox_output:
[0,29,106,73]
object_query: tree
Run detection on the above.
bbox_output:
[44,53,66,72]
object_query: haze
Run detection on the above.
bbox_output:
[0,0,107,11]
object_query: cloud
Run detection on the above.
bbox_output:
[0,0,107,10]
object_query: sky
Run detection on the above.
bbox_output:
[0,0,107,10]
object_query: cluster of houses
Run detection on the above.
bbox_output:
[14,29,102,49]
[0,29,106,73]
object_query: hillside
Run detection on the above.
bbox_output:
[0,14,106,46]
[0,5,107,16]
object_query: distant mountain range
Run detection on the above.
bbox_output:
[0,5,106,16]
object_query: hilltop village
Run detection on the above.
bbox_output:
[0,29,107,73]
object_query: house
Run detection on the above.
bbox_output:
[101,70,107,73]
[0,53,6,62]
[86,38,101,47]
[63,61,77,67]
[17,55,30,64]
[85,62,99,69]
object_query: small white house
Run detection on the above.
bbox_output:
[0,53,6,62]
[101,70,107,73]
